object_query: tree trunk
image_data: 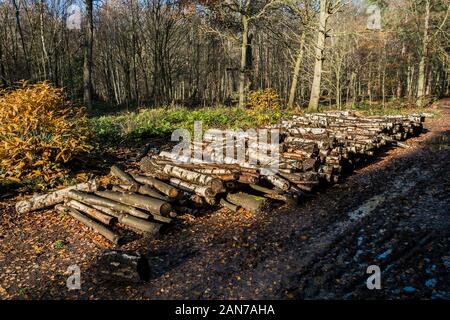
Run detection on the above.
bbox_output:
[12,0,31,78]
[83,0,94,110]
[39,0,49,79]
[416,0,430,107]
[238,14,250,108]
[308,0,329,112]
[288,32,306,109]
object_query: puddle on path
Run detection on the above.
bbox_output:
[348,195,385,221]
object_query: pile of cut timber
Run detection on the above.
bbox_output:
[280,111,425,184]
[15,165,176,244]
[140,111,425,199]
[15,111,426,245]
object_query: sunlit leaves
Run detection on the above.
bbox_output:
[0,82,92,182]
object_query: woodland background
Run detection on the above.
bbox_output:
[0,0,448,112]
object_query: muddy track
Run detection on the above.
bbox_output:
[0,100,449,300]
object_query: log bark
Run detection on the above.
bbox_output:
[195,168,236,176]
[94,191,172,222]
[110,165,140,192]
[226,192,269,214]
[163,164,223,193]
[219,198,240,212]
[96,250,150,283]
[91,205,161,235]
[55,205,122,245]
[117,184,170,202]
[132,174,179,198]
[262,175,290,191]
[238,174,259,185]
[66,200,117,226]
[212,174,240,182]
[15,180,98,214]
[169,178,215,198]
[67,190,150,220]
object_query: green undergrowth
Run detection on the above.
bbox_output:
[90,99,441,150]
[90,106,292,147]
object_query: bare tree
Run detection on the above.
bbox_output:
[84,0,94,109]
[308,0,346,112]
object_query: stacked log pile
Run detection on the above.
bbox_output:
[15,111,426,245]
[280,111,425,184]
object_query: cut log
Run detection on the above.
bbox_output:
[94,191,172,222]
[238,174,259,185]
[55,205,122,245]
[163,164,223,193]
[116,184,170,202]
[249,184,282,195]
[169,178,215,198]
[226,192,269,214]
[219,198,240,212]
[96,250,150,283]
[66,200,117,226]
[132,174,179,198]
[15,180,98,214]
[212,174,240,182]
[67,190,150,220]
[195,168,237,176]
[249,184,296,204]
[262,174,290,191]
[91,205,161,235]
[110,165,140,192]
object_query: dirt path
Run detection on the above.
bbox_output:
[1,100,449,300]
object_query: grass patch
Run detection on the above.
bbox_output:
[53,239,66,250]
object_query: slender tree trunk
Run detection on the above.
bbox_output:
[336,68,341,109]
[308,0,329,112]
[83,0,94,110]
[12,0,31,78]
[288,32,306,109]
[0,42,7,87]
[39,0,49,79]
[396,42,406,98]
[239,14,250,108]
[416,0,430,107]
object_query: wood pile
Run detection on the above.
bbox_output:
[280,111,425,184]
[14,111,426,245]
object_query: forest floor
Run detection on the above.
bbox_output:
[0,99,449,300]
